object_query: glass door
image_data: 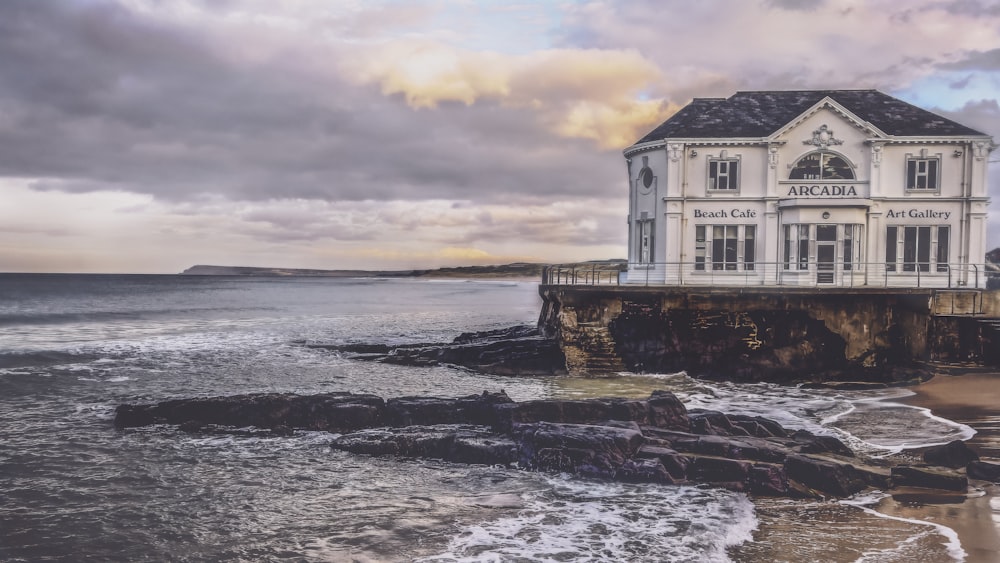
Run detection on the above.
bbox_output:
[816,225,837,284]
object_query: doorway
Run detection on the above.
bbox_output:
[816,225,837,284]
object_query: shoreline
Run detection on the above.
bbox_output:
[883,372,1000,562]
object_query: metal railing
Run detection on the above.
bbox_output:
[542,260,988,289]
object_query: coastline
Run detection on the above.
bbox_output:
[884,372,1000,562]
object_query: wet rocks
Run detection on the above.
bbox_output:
[922,440,979,469]
[314,325,567,376]
[967,460,1000,482]
[513,421,645,478]
[385,392,515,427]
[784,455,885,497]
[890,466,969,491]
[494,390,689,432]
[114,389,976,499]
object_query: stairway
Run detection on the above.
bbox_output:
[562,322,626,375]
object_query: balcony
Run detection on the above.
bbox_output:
[541,261,988,290]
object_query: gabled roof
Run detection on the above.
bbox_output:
[633,90,986,145]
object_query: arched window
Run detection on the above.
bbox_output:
[789,151,855,180]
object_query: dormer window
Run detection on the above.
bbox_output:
[708,154,740,191]
[789,151,855,180]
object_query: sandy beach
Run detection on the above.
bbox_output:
[885,371,1000,562]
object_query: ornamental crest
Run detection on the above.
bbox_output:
[803,124,843,149]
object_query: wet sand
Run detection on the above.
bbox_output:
[886,371,1000,562]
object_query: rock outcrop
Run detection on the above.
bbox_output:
[310,325,567,376]
[115,390,981,499]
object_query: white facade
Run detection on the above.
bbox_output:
[624,92,995,288]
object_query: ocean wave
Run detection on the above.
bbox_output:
[0,306,266,327]
[419,475,757,562]
[0,350,105,370]
[843,493,966,562]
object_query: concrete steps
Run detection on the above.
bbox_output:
[563,322,626,375]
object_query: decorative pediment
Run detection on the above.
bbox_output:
[768,97,887,142]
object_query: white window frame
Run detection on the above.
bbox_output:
[637,219,654,264]
[708,157,740,191]
[694,224,756,272]
[905,155,941,192]
[885,225,949,273]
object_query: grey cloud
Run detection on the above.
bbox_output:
[938,100,1000,247]
[939,48,1000,71]
[0,0,623,207]
[950,75,975,89]
[934,0,1000,17]
[762,0,827,11]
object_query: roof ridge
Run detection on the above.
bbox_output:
[731,89,880,95]
[629,89,987,146]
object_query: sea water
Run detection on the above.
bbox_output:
[0,274,977,561]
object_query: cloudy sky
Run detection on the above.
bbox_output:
[2,0,1000,273]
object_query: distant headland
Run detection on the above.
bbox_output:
[180,261,625,279]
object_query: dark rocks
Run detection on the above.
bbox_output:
[891,466,969,491]
[616,459,676,484]
[967,460,1000,482]
[494,390,689,432]
[784,455,872,497]
[750,464,789,496]
[512,422,644,479]
[922,440,979,468]
[114,389,975,500]
[635,445,689,480]
[790,430,855,458]
[314,325,567,376]
[385,392,515,427]
[688,456,753,489]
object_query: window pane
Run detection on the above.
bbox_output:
[798,226,810,270]
[906,160,916,189]
[783,225,791,269]
[822,155,855,179]
[928,160,938,190]
[790,153,821,180]
[917,226,931,272]
[903,226,917,272]
[937,226,949,272]
[886,226,897,272]
[744,226,755,271]
[695,226,706,270]
[843,225,853,271]
[817,225,837,241]
[709,161,718,189]
[713,237,724,270]
[725,226,738,270]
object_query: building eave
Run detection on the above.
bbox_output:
[624,138,775,158]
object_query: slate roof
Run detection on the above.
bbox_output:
[633,90,986,145]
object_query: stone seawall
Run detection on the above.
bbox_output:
[538,286,1000,383]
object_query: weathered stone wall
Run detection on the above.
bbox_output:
[538,286,951,383]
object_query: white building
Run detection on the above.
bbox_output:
[624,90,995,288]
